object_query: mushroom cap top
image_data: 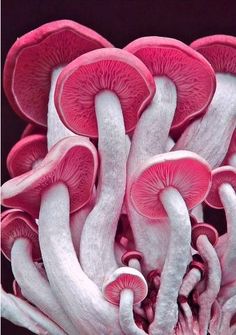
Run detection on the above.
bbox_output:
[205,166,236,209]
[1,136,98,218]
[102,267,148,305]
[190,35,236,74]
[125,36,216,132]
[21,123,47,139]
[7,134,47,177]
[55,48,155,137]
[1,210,41,261]
[121,250,143,266]
[191,223,219,250]
[3,19,113,126]
[130,150,212,219]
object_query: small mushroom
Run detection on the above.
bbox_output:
[7,134,47,177]
[191,223,221,335]
[205,166,236,285]
[103,267,148,335]
[130,150,212,335]
[121,250,143,272]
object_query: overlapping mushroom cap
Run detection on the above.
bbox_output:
[130,150,212,219]
[1,136,98,218]
[55,48,155,137]
[3,19,113,126]
[191,223,219,250]
[1,210,41,261]
[190,35,236,74]
[125,36,216,133]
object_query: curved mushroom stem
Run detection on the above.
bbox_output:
[196,235,222,335]
[174,73,236,168]
[1,286,66,335]
[219,295,236,334]
[80,90,126,288]
[47,67,75,150]
[191,204,204,222]
[219,182,236,285]
[70,188,96,257]
[149,187,191,335]
[39,182,121,334]
[209,300,222,335]
[179,267,202,298]
[180,300,193,331]
[218,279,236,306]
[11,238,79,335]
[128,259,141,272]
[127,77,176,274]
[119,289,147,335]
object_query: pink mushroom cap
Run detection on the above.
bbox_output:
[124,36,216,133]
[130,150,212,219]
[121,250,143,266]
[1,136,98,218]
[55,48,155,137]
[1,210,41,261]
[190,35,236,74]
[191,223,219,250]
[205,166,236,209]
[21,123,47,139]
[3,19,113,126]
[103,267,148,305]
[7,134,47,177]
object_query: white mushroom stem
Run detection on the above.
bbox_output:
[80,91,126,288]
[217,280,236,306]
[196,235,222,335]
[119,289,147,335]
[149,187,191,335]
[230,324,236,335]
[179,267,202,298]
[39,182,122,334]
[128,259,141,272]
[127,77,176,274]
[174,73,236,168]
[209,300,222,335]
[70,188,96,257]
[229,153,236,167]
[180,301,193,331]
[47,67,76,150]
[11,238,79,335]
[1,286,66,335]
[219,182,236,285]
[191,204,204,222]
[219,295,236,334]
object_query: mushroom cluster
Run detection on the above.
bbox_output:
[1,20,236,335]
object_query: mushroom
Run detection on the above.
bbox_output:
[21,123,47,139]
[174,35,236,168]
[124,36,215,274]
[1,209,79,335]
[7,134,47,177]
[3,19,113,150]
[103,267,148,335]
[205,166,236,285]
[121,250,143,272]
[54,47,155,288]
[1,286,67,335]
[191,223,222,335]
[1,136,124,334]
[130,150,212,335]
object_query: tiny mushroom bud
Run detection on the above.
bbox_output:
[130,150,212,335]
[103,267,148,335]
[191,223,221,335]
[205,166,236,285]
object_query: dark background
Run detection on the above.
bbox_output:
[1,0,236,333]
